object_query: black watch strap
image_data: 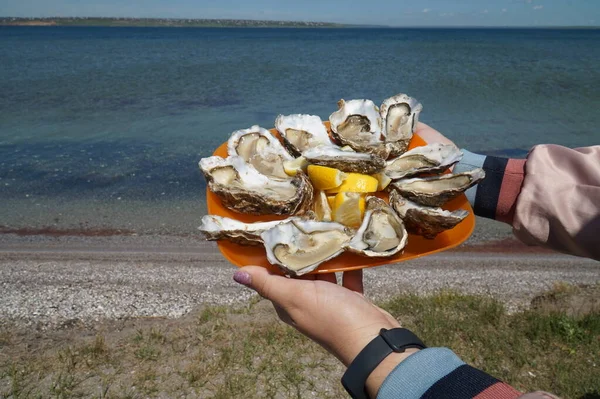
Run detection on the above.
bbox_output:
[341,328,426,399]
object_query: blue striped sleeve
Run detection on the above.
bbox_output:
[377,348,465,399]
[453,149,487,208]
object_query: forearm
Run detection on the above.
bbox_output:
[365,349,419,398]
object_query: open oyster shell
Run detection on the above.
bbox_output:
[385,143,463,180]
[329,99,389,159]
[302,145,386,175]
[227,125,293,180]
[275,114,332,157]
[313,190,333,222]
[200,156,313,215]
[348,197,408,257]
[199,215,293,246]
[380,94,423,157]
[261,219,353,276]
[390,168,485,207]
[389,191,468,239]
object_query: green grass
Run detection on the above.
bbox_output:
[0,284,598,398]
[382,286,600,398]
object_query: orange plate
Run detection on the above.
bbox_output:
[206,124,475,275]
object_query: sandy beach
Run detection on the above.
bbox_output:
[2,219,598,330]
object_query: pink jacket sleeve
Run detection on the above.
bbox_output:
[513,145,600,260]
[455,144,600,260]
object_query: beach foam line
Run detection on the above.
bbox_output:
[0,225,136,237]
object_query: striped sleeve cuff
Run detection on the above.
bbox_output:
[377,348,521,399]
[454,150,526,224]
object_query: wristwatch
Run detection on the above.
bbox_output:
[341,328,426,399]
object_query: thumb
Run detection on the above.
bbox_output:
[233,266,297,303]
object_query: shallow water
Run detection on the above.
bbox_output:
[1,27,599,232]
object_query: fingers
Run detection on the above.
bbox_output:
[234,266,300,305]
[342,269,364,294]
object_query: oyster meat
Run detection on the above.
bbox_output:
[200,155,313,215]
[390,168,485,207]
[380,94,423,157]
[199,215,291,246]
[302,145,386,175]
[329,99,389,159]
[389,191,468,239]
[385,143,463,180]
[261,219,352,276]
[274,114,332,157]
[227,125,293,179]
[348,197,408,257]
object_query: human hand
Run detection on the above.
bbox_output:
[229,122,446,396]
[233,267,419,398]
[414,122,456,147]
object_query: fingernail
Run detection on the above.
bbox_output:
[233,270,252,286]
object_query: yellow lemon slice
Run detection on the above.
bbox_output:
[332,192,365,228]
[307,165,347,190]
[325,173,379,194]
[283,156,309,176]
[372,172,392,191]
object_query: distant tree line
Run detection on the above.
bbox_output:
[0,17,346,28]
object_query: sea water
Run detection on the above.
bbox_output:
[1,27,599,233]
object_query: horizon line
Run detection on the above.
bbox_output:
[1,16,598,29]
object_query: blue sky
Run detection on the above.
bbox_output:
[2,0,599,26]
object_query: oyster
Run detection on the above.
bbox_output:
[200,155,313,215]
[329,99,389,158]
[227,125,293,179]
[348,197,408,257]
[302,145,386,175]
[380,94,423,157]
[274,114,332,157]
[313,190,333,222]
[385,143,463,180]
[390,168,485,207]
[389,191,468,239]
[261,219,352,276]
[199,215,291,246]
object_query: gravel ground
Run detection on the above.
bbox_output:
[1,233,598,330]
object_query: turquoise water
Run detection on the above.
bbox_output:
[1,27,599,232]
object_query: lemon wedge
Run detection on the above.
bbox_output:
[325,173,378,194]
[283,157,309,176]
[307,165,347,190]
[372,172,392,191]
[332,192,365,228]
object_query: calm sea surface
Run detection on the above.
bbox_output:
[1,27,599,232]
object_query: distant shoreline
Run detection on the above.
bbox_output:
[0,17,348,28]
[1,17,598,29]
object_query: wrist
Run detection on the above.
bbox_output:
[340,322,399,366]
[341,328,426,399]
[365,348,419,398]
[454,150,526,225]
